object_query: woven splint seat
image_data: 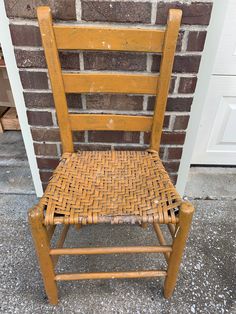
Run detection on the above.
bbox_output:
[42,150,182,225]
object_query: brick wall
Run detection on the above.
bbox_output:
[5,0,213,190]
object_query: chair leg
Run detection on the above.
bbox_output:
[141,222,148,229]
[164,201,194,299]
[28,206,58,305]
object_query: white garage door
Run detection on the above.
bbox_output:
[192,0,236,165]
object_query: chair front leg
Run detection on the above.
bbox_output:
[28,206,58,305]
[164,201,194,298]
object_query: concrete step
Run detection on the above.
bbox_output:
[0,165,35,194]
[0,131,28,166]
[185,167,236,200]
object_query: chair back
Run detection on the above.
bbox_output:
[37,7,182,153]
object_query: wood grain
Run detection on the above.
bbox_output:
[55,270,167,281]
[50,246,172,255]
[69,114,153,131]
[37,7,73,153]
[150,9,182,151]
[63,72,159,95]
[54,25,165,52]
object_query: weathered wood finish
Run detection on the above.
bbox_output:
[63,72,159,94]
[37,7,73,153]
[55,270,167,281]
[164,202,194,298]
[29,206,58,305]
[51,225,70,267]
[37,7,181,151]
[50,245,172,255]
[168,223,176,238]
[29,7,194,305]
[150,9,182,151]
[69,114,153,131]
[153,223,170,262]
[54,25,165,52]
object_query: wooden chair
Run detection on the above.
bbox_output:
[29,6,194,305]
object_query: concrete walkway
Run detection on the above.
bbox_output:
[0,195,235,313]
[0,131,235,313]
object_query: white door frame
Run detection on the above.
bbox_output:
[176,0,229,195]
[0,1,43,196]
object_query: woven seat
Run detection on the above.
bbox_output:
[42,150,182,225]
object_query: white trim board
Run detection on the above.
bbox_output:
[176,0,229,196]
[0,2,43,197]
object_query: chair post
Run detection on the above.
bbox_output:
[28,206,58,305]
[164,201,194,298]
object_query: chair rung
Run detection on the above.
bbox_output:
[50,246,172,255]
[55,270,167,281]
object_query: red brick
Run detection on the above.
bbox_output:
[163,115,170,129]
[10,25,41,47]
[74,144,112,151]
[31,127,61,142]
[67,94,83,110]
[86,94,143,111]
[156,2,213,25]
[169,173,177,185]
[168,147,183,160]
[161,132,185,145]
[15,49,81,70]
[24,92,54,108]
[34,143,58,156]
[144,131,185,145]
[37,157,59,169]
[166,97,193,112]
[20,71,48,89]
[114,145,147,151]
[151,55,161,72]
[88,131,140,143]
[42,183,48,191]
[31,127,84,143]
[176,30,184,51]
[187,31,207,51]
[174,56,201,73]
[82,1,151,23]
[5,0,76,20]
[84,52,146,71]
[24,92,82,110]
[163,161,180,173]
[39,170,53,182]
[73,132,85,142]
[173,115,190,131]
[27,110,53,126]
[178,77,197,94]
[60,52,80,70]
[15,50,46,68]
[147,97,193,112]
[152,55,201,73]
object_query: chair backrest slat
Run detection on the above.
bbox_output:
[37,6,182,154]
[69,114,153,131]
[54,25,165,52]
[63,73,159,95]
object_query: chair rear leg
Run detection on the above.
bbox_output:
[141,222,148,229]
[28,206,58,305]
[164,202,194,298]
